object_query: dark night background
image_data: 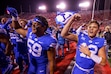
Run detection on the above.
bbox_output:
[0,0,105,15]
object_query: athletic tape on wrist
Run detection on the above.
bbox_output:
[90,53,102,64]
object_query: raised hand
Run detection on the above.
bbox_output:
[70,13,81,21]
[6,7,18,18]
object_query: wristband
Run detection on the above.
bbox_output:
[90,53,102,64]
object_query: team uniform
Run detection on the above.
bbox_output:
[9,30,19,60]
[0,18,12,36]
[56,30,65,57]
[72,32,106,74]
[0,33,13,74]
[0,42,9,74]
[27,28,57,74]
[9,30,29,72]
[46,27,53,35]
[16,35,29,72]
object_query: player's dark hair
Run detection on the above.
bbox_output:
[35,16,49,31]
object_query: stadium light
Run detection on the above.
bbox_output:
[38,5,46,10]
[79,1,90,11]
[79,1,90,8]
[56,2,66,10]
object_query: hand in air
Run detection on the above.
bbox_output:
[6,7,18,18]
[71,13,81,21]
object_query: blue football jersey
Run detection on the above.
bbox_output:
[0,41,5,49]
[9,31,19,45]
[0,41,8,68]
[16,35,28,54]
[57,32,65,45]
[75,32,106,69]
[27,28,57,64]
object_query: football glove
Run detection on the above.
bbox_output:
[6,7,18,18]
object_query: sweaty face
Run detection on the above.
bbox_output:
[87,23,99,38]
[20,21,27,29]
[32,21,44,34]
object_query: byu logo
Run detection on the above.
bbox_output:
[55,11,75,26]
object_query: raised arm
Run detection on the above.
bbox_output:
[12,20,27,37]
[7,7,27,37]
[61,13,81,42]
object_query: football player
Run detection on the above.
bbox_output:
[7,7,57,74]
[61,13,107,74]
[0,31,13,74]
